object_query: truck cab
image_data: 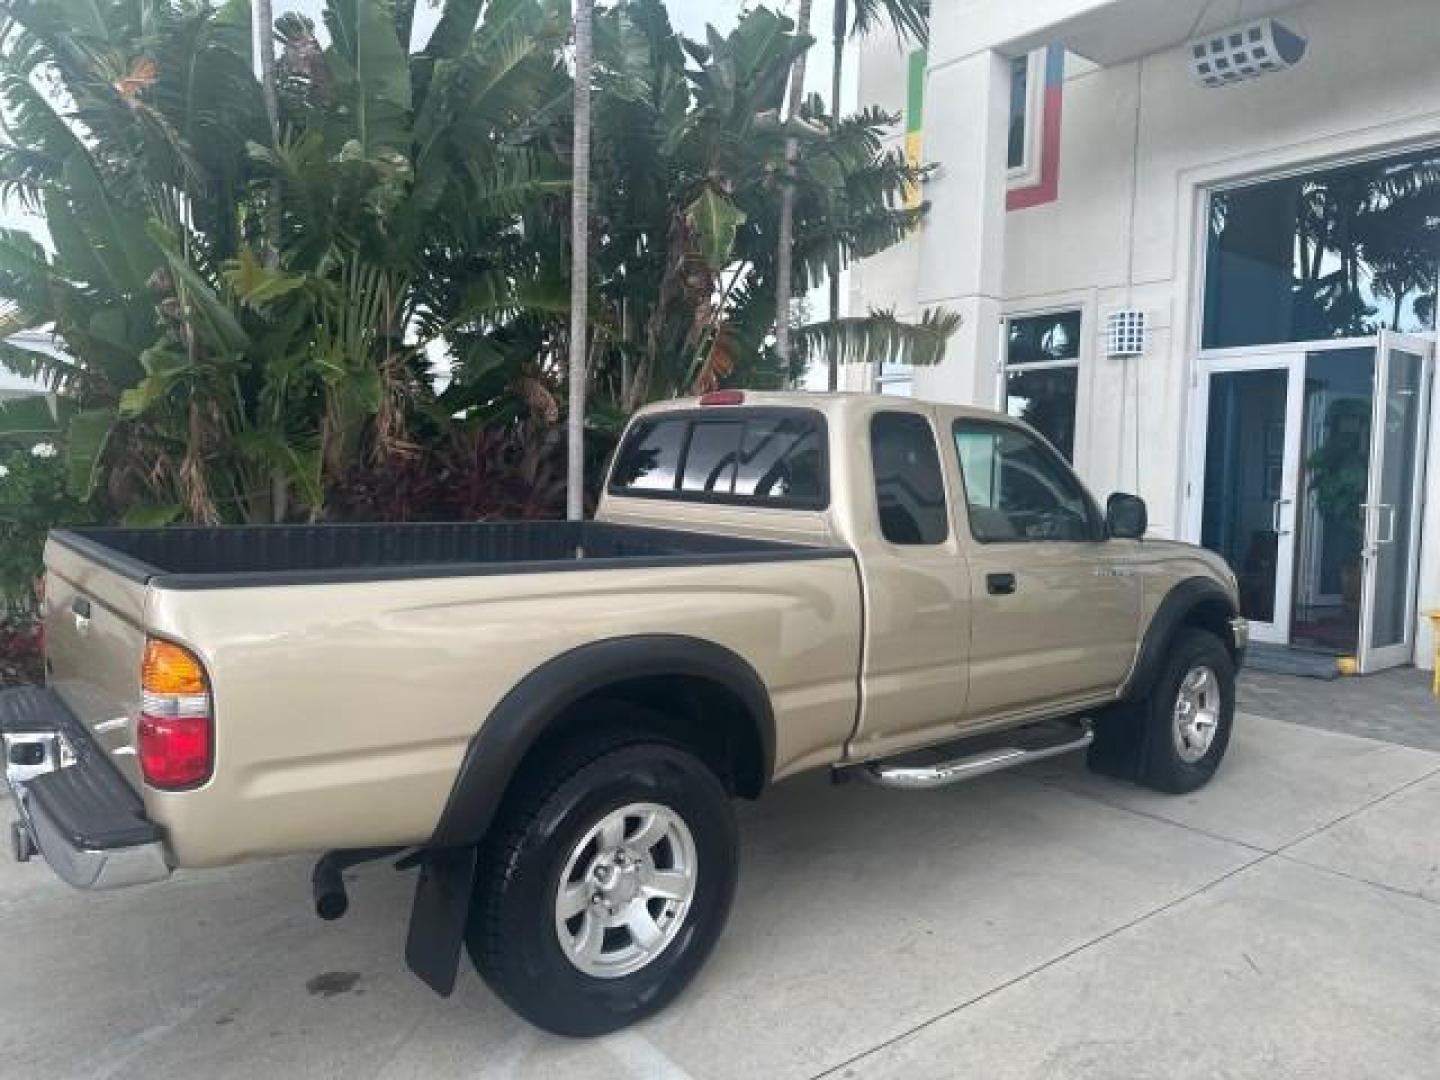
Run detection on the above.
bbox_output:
[601,391,1242,766]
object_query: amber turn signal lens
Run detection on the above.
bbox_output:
[142,639,208,696]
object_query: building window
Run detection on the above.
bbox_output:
[1003,310,1082,461]
[875,365,913,397]
[1007,55,1031,171]
[1006,45,1065,211]
[1203,148,1440,350]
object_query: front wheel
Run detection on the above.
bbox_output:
[467,733,738,1036]
[1090,628,1236,794]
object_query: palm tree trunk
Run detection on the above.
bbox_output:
[255,0,281,263]
[826,0,846,392]
[567,0,594,522]
[255,0,287,521]
[773,0,813,377]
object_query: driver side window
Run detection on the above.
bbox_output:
[953,420,1098,543]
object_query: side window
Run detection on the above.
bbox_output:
[953,421,1098,543]
[871,412,949,545]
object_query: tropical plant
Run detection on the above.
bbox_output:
[1,0,955,535]
[582,2,955,413]
[0,0,573,524]
[0,608,44,687]
[0,438,93,608]
[1305,397,1370,531]
[0,0,265,520]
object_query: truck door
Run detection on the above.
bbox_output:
[847,408,971,762]
[947,417,1142,721]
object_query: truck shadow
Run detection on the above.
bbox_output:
[2,752,1253,1079]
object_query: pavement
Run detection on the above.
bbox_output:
[1239,666,1440,752]
[3,706,1440,1078]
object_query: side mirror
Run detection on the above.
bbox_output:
[1106,492,1148,539]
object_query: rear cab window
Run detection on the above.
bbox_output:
[870,412,949,545]
[609,409,829,509]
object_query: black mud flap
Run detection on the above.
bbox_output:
[404,845,478,996]
[1086,706,1150,783]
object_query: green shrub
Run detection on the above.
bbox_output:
[0,442,94,610]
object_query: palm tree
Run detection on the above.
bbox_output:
[255,0,281,268]
[586,4,956,410]
[567,0,594,522]
[824,0,929,388]
[773,0,814,376]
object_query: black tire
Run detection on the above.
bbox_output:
[467,726,738,1037]
[1089,628,1235,795]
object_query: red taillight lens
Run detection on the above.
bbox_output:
[137,714,211,789]
[140,638,212,789]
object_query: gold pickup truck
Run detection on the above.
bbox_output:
[2,391,1246,1036]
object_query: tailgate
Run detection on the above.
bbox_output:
[42,535,150,790]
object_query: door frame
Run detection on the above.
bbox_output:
[1185,352,1306,644]
[1358,331,1435,672]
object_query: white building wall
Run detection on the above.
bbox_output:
[852,0,1440,667]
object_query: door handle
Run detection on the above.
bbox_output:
[1271,498,1293,537]
[71,596,91,635]
[1377,504,1396,545]
[1359,503,1397,550]
[987,572,1017,596]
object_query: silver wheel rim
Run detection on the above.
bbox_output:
[554,802,698,979]
[1173,665,1221,764]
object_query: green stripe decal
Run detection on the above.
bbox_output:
[907,49,926,134]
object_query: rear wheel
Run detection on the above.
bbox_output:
[1089,628,1235,794]
[467,729,738,1036]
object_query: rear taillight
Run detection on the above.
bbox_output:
[139,638,212,789]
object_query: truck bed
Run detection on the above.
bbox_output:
[50,521,849,589]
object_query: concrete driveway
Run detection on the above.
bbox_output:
[3,711,1438,1079]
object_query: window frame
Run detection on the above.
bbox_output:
[869,410,952,547]
[606,407,831,511]
[951,417,1105,545]
[1006,49,1046,185]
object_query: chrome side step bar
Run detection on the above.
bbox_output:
[856,723,1093,791]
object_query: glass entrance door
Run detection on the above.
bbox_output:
[1198,357,1304,643]
[1192,339,1433,666]
[1359,332,1434,673]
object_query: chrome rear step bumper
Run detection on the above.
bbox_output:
[846,718,1094,791]
[1,686,169,889]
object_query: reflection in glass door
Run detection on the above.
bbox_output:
[1200,362,1302,643]
[1359,333,1434,673]
[1291,350,1376,655]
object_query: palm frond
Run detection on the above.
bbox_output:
[845,0,930,48]
[792,307,961,370]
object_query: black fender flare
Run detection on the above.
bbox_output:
[1120,577,1239,703]
[430,633,775,848]
[406,634,774,996]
